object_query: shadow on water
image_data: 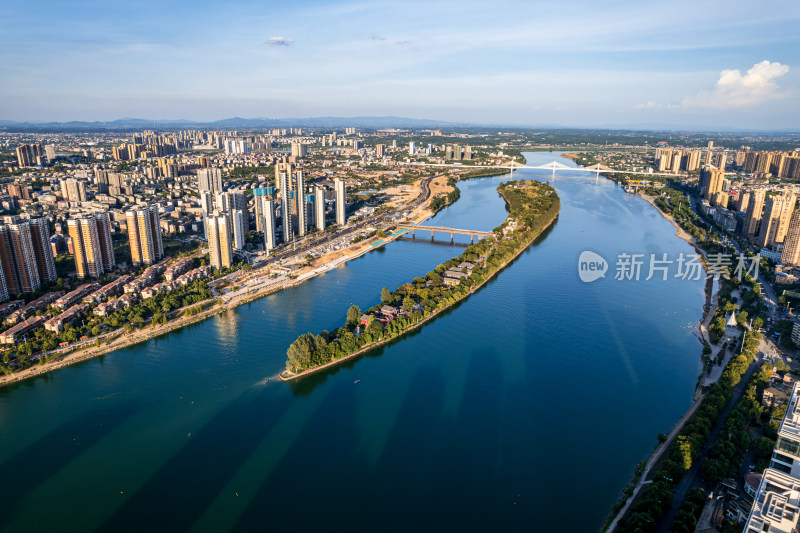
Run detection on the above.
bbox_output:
[263,348,506,530]
[232,373,363,531]
[395,237,470,248]
[97,390,294,533]
[287,217,559,397]
[0,401,139,529]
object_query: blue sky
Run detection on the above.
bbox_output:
[1,0,799,129]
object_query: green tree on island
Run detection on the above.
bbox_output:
[287,333,316,371]
[346,305,362,327]
[381,287,391,303]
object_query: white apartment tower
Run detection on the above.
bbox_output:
[315,187,326,232]
[261,198,277,251]
[295,170,306,237]
[197,168,223,193]
[335,178,346,226]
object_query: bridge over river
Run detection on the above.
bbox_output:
[395,224,493,244]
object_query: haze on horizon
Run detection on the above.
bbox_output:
[1,0,799,130]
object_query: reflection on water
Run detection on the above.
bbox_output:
[0,152,706,532]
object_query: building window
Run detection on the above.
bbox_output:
[776,436,800,458]
[770,461,792,474]
[773,451,795,465]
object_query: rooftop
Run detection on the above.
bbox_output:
[778,383,800,442]
[745,468,800,533]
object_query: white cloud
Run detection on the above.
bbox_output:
[267,36,294,46]
[634,101,678,110]
[682,60,790,109]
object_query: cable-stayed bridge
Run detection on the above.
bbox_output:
[409,160,716,178]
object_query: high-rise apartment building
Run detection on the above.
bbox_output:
[29,218,56,284]
[315,187,326,232]
[207,214,232,269]
[0,265,8,302]
[335,178,346,226]
[0,220,52,295]
[213,192,247,250]
[7,183,30,200]
[260,198,277,251]
[126,206,164,266]
[376,144,385,157]
[60,178,87,202]
[252,187,275,232]
[671,153,681,173]
[745,190,766,237]
[231,209,246,250]
[68,216,101,278]
[278,169,294,242]
[94,169,109,194]
[197,168,223,193]
[781,210,800,266]
[701,167,725,202]
[756,152,774,175]
[15,144,43,167]
[291,143,308,157]
[223,139,251,155]
[737,191,751,213]
[686,151,702,172]
[757,191,796,249]
[295,171,306,237]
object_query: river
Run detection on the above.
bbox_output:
[0,151,706,532]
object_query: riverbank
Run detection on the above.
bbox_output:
[0,180,445,389]
[580,172,733,533]
[280,179,560,380]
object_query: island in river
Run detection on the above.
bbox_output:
[281,178,561,379]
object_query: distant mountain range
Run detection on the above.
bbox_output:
[0,116,796,134]
[0,116,474,131]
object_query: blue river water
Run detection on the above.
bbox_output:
[0,152,706,531]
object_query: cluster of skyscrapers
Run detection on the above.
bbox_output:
[656,146,723,172]
[16,143,55,167]
[197,163,347,269]
[700,167,800,266]
[658,146,800,179]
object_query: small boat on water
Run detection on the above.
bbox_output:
[354,380,360,384]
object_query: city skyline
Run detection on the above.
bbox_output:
[1,0,799,130]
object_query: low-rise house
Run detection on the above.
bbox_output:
[5,292,64,325]
[0,300,24,320]
[55,283,100,310]
[141,282,173,299]
[45,304,87,333]
[443,269,470,286]
[85,275,133,304]
[1,316,48,344]
[118,293,138,308]
[164,259,192,282]
[458,261,476,273]
[763,386,790,409]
